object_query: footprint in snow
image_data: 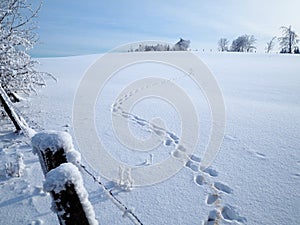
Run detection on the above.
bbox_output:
[206,194,219,205]
[171,145,189,159]
[171,149,186,159]
[167,131,179,142]
[185,160,199,172]
[153,128,165,136]
[136,120,147,127]
[164,139,173,147]
[121,112,130,118]
[221,205,247,223]
[176,145,186,152]
[204,210,218,225]
[213,182,233,194]
[203,167,218,177]
[194,174,204,186]
[189,154,201,163]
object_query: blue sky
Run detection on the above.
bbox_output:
[31,0,300,57]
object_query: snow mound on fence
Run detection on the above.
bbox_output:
[44,163,98,225]
[31,131,73,153]
[31,131,81,165]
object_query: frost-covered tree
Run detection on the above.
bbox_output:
[0,0,50,102]
[133,39,190,52]
[218,38,229,52]
[231,35,256,52]
[266,36,276,53]
[0,0,51,132]
[135,43,171,52]
[278,25,299,54]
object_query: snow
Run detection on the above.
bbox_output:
[31,131,74,154]
[66,148,82,166]
[4,152,25,177]
[0,52,299,225]
[44,163,98,225]
[31,131,82,169]
[44,163,80,193]
[0,121,56,224]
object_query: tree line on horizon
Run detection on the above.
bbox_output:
[131,38,191,52]
[218,25,299,54]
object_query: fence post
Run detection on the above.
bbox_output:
[31,131,98,225]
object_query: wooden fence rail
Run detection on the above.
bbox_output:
[32,131,98,225]
[0,87,98,225]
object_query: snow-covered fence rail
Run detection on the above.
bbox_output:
[0,86,26,132]
[0,86,35,137]
[31,131,98,225]
[0,86,142,224]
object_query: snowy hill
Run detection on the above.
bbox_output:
[0,52,299,225]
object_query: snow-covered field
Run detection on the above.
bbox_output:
[0,52,299,225]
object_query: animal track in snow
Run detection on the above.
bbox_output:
[113,100,183,152]
[206,194,219,205]
[166,131,179,143]
[213,182,233,194]
[110,84,246,224]
[185,160,199,172]
[171,149,186,160]
[152,128,165,137]
[189,154,201,163]
[176,145,186,152]
[204,210,219,225]
[164,139,173,146]
[221,205,247,223]
[194,174,204,186]
[203,167,218,177]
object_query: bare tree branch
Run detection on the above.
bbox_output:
[0,0,52,100]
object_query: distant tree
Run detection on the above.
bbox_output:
[218,38,229,52]
[265,36,276,53]
[0,0,50,102]
[278,25,299,54]
[136,44,170,52]
[230,35,256,52]
[134,39,190,52]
